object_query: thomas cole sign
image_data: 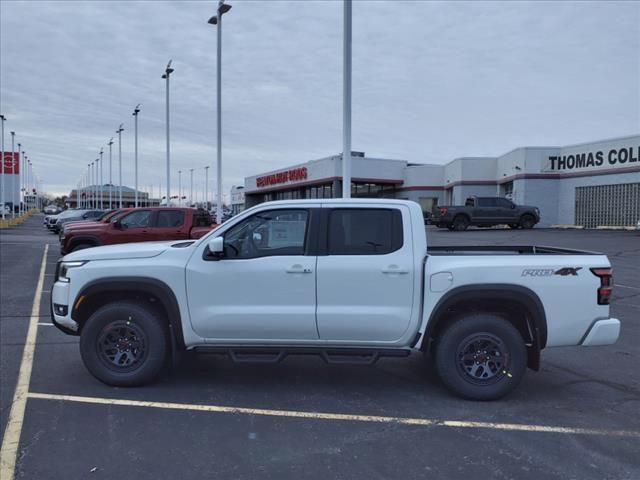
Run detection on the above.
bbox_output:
[546,145,639,172]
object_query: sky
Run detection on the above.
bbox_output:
[1,0,639,198]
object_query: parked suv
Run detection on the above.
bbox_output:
[431,196,540,231]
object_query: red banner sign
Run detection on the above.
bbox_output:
[256,167,308,188]
[1,152,20,174]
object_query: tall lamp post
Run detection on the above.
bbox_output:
[11,137,22,218]
[116,124,124,207]
[189,168,194,207]
[95,158,100,209]
[132,104,141,207]
[204,166,209,209]
[107,138,113,208]
[162,61,174,207]
[0,114,5,220]
[17,143,21,214]
[87,163,91,208]
[208,0,231,224]
[342,0,352,198]
[10,132,15,218]
[98,147,104,209]
[90,161,94,208]
[178,170,182,206]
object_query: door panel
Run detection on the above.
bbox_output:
[104,209,153,244]
[185,207,319,341]
[151,209,189,240]
[316,207,414,343]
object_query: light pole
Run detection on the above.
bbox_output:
[204,166,210,209]
[108,138,113,208]
[189,168,194,207]
[342,0,352,199]
[27,159,32,210]
[17,143,22,214]
[98,147,103,209]
[95,158,100,209]
[162,61,174,207]
[178,170,182,206]
[0,115,5,220]
[10,132,15,218]
[87,164,91,208]
[208,1,231,223]
[132,104,141,207]
[77,178,80,208]
[116,124,124,207]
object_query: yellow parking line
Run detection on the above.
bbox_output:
[26,391,640,438]
[0,245,48,479]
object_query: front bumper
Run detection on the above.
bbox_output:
[581,318,620,346]
[51,279,79,335]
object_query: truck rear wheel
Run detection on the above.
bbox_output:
[434,314,526,400]
[452,215,470,231]
[80,301,168,387]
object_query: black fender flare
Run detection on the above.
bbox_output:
[67,235,101,251]
[424,283,547,369]
[72,277,186,353]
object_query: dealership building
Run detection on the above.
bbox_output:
[238,134,639,227]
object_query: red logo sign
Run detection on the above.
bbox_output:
[256,167,308,188]
[1,152,19,174]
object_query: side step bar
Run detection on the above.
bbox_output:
[193,346,411,366]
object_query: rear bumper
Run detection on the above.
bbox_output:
[581,318,620,346]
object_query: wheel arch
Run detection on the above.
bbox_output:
[422,284,547,370]
[71,277,186,352]
[68,235,101,250]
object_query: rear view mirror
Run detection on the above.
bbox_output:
[208,236,224,254]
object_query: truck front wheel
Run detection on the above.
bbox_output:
[80,301,168,386]
[519,214,536,229]
[434,314,526,400]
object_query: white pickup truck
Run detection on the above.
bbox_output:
[51,199,620,400]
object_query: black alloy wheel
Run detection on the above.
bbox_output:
[97,321,148,372]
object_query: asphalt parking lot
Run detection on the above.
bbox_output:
[1,215,639,479]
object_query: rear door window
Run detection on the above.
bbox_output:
[327,209,403,255]
[156,210,185,228]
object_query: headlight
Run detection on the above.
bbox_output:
[56,261,87,283]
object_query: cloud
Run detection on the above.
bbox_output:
[1,0,638,197]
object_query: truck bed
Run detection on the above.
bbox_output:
[427,245,602,256]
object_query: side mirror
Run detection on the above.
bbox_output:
[208,236,224,255]
[113,220,123,230]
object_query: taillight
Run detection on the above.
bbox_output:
[590,268,613,305]
[439,207,448,216]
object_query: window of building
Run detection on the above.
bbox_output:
[327,208,403,255]
[156,210,185,228]
[223,209,309,259]
[502,181,514,199]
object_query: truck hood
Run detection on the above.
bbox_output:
[62,240,186,262]
[64,219,100,229]
[64,221,108,233]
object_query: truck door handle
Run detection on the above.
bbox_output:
[286,265,313,274]
[382,266,409,274]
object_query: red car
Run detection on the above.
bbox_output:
[60,207,215,254]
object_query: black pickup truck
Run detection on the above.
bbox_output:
[430,196,540,231]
